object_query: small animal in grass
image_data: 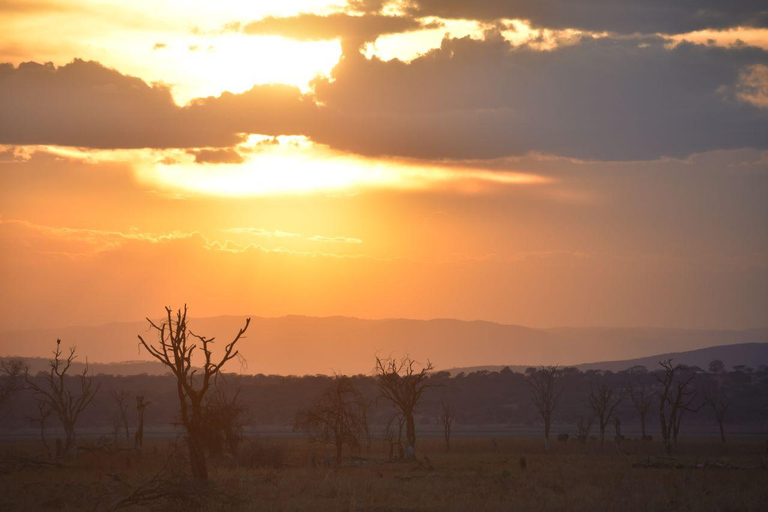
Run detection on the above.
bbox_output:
[519,456,527,471]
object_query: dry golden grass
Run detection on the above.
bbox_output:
[1,436,767,511]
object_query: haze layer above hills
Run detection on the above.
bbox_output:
[1,316,765,376]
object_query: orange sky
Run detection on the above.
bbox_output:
[0,0,767,332]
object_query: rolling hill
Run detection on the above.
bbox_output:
[1,315,766,376]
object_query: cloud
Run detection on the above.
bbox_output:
[307,235,363,244]
[224,227,301,238]
[0,59,312,149]
[1,36,767,161]
[242,13,432,45]
[409,0,768,35]
[306,34,768,161]
[733,63,768,108]
[188,147,244,164]
[226,227,362,244]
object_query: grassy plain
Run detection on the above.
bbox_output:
[1,436,766,511]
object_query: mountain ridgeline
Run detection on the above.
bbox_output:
[1,315,766,376]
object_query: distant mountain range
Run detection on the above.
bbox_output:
[446,342,768,375]
[1,315,766,376]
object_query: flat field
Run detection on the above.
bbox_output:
[1,436,766,511]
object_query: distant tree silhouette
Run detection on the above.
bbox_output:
[0,357,26,408]
[704,377,733,443]
[25,340,100,459]
[439,398,455,453]
[374,355,435,460]
[294,376,368,465]
[627,366,654,439]
[527,365,564,451]
[110,389,131,442]
[138,305,250,481]
[588,380,625,449]
[656,360,701,453]
[708,359,726,374]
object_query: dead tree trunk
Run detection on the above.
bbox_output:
[440,399,455,454]
[138,305,250,481]
[528,366,563,452]
[374,355,434,461]
[25,340,100,460]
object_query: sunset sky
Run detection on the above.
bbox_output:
[1,0,766,332]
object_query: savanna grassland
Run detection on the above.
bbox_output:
[1,436,766,512]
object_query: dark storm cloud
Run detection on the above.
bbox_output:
[410,0,768,34]
[242,13,432,44]
[1,36,767,161]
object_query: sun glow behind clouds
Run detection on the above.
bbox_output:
[138,138,550,196]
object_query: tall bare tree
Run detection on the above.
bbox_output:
[656,360,700,454]
[439,399,455,454]
[0,358,26,408]
[111,390,131,442]
[704,386,731,444]
[374,355,435,460]
[527,365,564,452]
[588,381,625,449]
[137,305,250,481]
[628,379,654,439]
[294,376,368,465]
[25,340,100,459]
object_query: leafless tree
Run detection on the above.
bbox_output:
[110,390,131,442]
[439,399,455,453]
[294,376,368,465]
[25,340,100,459]
[383,413,406,459]
[527,365,564,451]
[704,388,731,444]
[656,359,701,454]
[588,382,625,449]
[0,358,26,408]
[137,305,250,481]
[374,355,435,460]
[629,382,654,439]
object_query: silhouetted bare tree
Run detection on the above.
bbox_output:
[294,376,368,465]
[110,390,131,442]
[374,355,435,460]
[628,368,655,439]
[588,381,624,449]
[25,340,100,459]
[0,358,26,408]
[138,305,250,481]
[439,398,455,453]
[656,359,700,454]
[704,384,732,444]
[528,366,564,451]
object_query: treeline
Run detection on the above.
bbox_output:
[4,359,767,435]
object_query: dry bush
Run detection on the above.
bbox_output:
[236,439,286,469]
